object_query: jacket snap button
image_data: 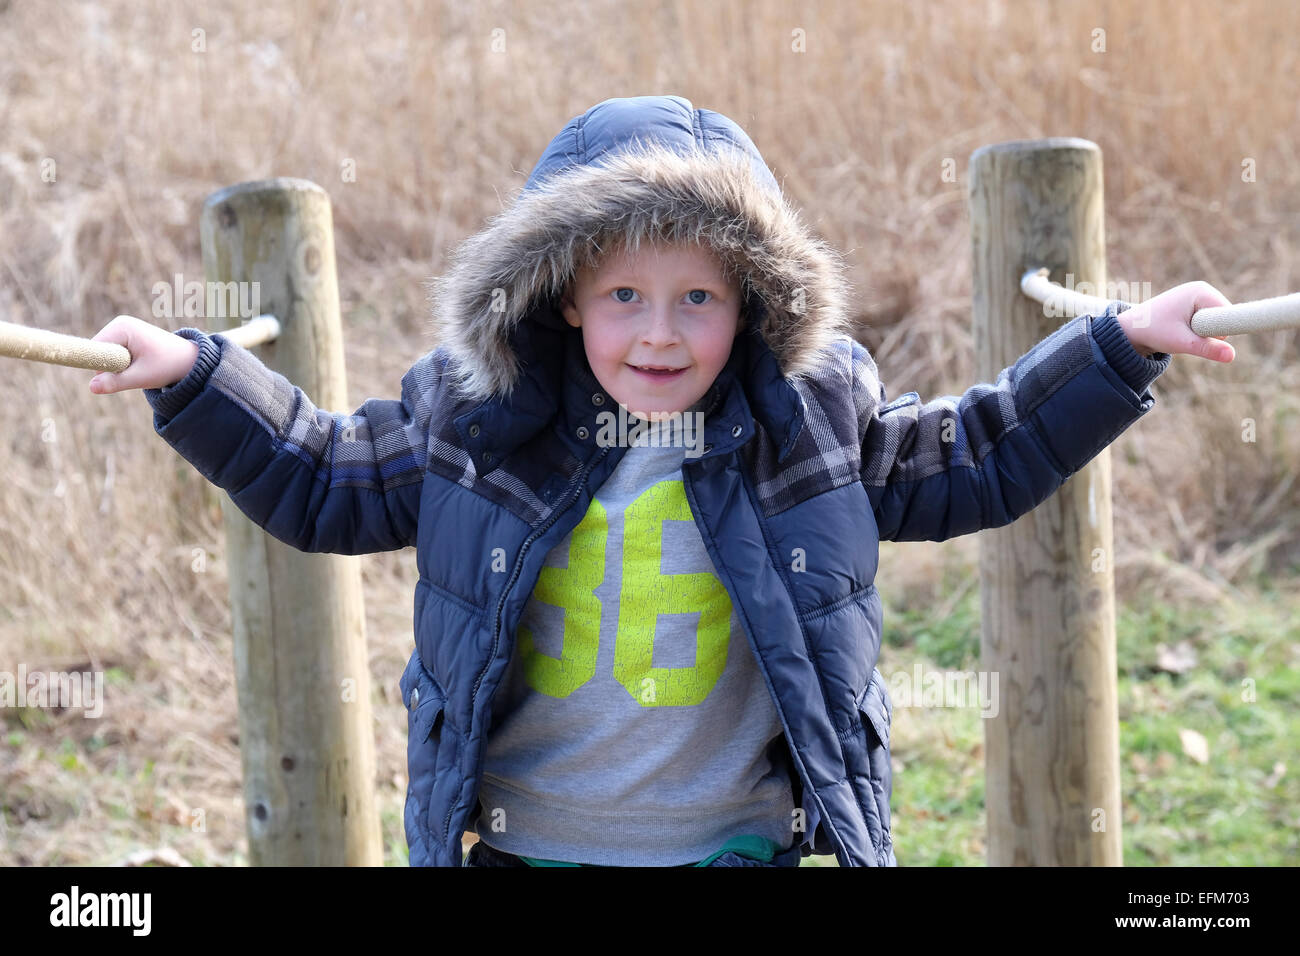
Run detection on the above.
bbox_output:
[482,452,493,464]
[731,424,743,437]
[409,687,420,710]
[591,393,604,406]
[468,423,480,438]
[576,426,589,440]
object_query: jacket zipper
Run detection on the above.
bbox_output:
[447,444,613,848]
[680,459,852,865]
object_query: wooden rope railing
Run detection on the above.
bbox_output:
[0,314,281,372]
[7,269,1294,377]
[1021,267,1300,336]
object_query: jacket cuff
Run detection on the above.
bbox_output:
[143,328,222,422]
[1089,301,1172,395]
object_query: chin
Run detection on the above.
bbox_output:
[615,397,691,420]
[642,407,687,421]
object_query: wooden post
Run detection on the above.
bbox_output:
[200,178,382,865]
[968,140,1122,866]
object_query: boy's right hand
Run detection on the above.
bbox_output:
[87,315,201,394]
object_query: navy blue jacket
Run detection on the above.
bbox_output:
[144,95,1172,866]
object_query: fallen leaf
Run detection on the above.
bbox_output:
[1155,641,1198,674]
[1179,728,1209,764]
[112,847,191,867]
[1264,761,1286,788]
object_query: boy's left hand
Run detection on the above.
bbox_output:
[1115,281,1236,363]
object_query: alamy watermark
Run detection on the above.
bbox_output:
[594,406,707,458]
[0,664,104,718]
[50,885,150,935]
[151,273,261,321]
[884,663,999,718]
[1041,273,1153,320]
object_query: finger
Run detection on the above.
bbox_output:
[1189,334,1235,362]
[91,319,127,345]
[1193,283,1232,310]
[92,315,141,346]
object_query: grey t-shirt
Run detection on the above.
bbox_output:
[474,413,797,865]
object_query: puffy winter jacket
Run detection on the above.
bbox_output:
[143,94,1172,866]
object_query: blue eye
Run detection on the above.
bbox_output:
[686,290,712,305]
[613,288,638,303]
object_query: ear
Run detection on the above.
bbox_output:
[560,290,582,328]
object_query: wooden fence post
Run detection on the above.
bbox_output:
[199,178,382,865]
[968,139,1122,865]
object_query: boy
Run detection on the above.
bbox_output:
[90,94,1233,867]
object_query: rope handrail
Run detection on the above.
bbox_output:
[0,314,281,372]
[7,272,1300,374]
[1020,268,1300,337]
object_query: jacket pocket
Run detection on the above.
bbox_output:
[399,651,448,860]
[401,652,447,743]
[855,669,894,860]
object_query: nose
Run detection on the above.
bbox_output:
[640,302,681,348]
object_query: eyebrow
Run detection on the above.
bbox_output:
[591,273,733,289]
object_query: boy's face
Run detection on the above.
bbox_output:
[560,241,743,419]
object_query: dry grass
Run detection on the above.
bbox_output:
[2,0,1299,864]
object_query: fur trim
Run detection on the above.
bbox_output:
[426,138,854,402]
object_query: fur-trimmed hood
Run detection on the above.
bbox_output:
[426,94,855,404]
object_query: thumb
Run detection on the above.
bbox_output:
[1205,337,1236,362]
[1184,330,1235,363]
[90,372,119,394]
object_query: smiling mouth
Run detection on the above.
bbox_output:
[628,364,687,377]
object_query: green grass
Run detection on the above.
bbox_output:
[871,576,1300,866]
[1116,588,1299,866]
[382,804,409,867]
[8,573,1295,867]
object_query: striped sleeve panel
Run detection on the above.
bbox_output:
[143,328,446,554]
[859,301,1172,542]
